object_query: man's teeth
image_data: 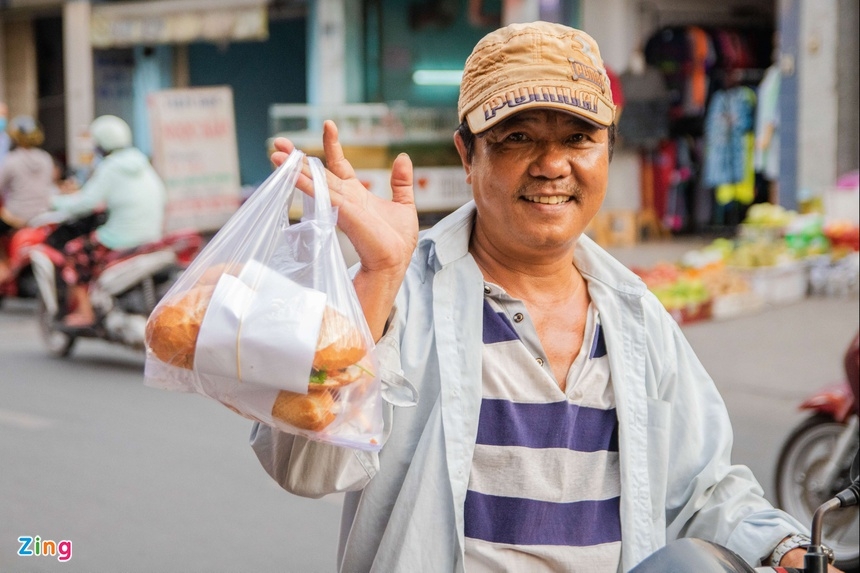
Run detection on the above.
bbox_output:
[526,196,570,204]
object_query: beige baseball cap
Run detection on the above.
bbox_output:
[458,21,616,134]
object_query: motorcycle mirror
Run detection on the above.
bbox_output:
[629,538,756,572]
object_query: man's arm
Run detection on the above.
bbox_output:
[253,123,418,494]
[51,163,109,217]
[652,308,810,566]
[250,310,403,497]
[249,422,378,497]
[0,162,11,197]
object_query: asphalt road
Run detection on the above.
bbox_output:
[1,281,858,572]
[0,298,343,573]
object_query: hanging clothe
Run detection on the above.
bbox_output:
[684,27,716,117]
[618,66,671,149]
[754,64,781,181]
[664,137,696,231]
[703,85,757,205]
[715,132,756,206]
[644,26,692,120]
[652,141,675,223]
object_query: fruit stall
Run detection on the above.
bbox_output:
[632,203,860,325]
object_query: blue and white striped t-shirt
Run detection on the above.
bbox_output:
[464,285,620,572]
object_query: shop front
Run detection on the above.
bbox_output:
[1,0,855,237]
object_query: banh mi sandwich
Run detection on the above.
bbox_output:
[272,307,372,431]
[146,265,370,380]
[145,284,215,369]
[271,388,337,431]
[146,266,373,432]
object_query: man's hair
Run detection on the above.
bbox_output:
[456,120,616,164]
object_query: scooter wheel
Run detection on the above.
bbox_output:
[775,413,860,571]
[36,293,76,358]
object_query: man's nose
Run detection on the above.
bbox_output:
[527,141,573,179]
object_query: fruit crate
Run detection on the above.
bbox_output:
[730,261,808,305]
[711,291,765,320]
[668,299,713,325]
[808,252,860,297]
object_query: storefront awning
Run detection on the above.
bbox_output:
[90,0,269,48]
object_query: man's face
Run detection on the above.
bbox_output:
[456,109,610,261]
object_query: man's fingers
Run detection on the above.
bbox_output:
[390,153,415,206]
[270,137,296,168]
[321,120,357,180]
[273,137,295,154]
[271,151,289,168]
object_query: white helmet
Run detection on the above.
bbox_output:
[90,115,132,152]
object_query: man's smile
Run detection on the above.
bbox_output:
[523,195,572,205]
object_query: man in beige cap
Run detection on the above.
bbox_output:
[252,22,836,572]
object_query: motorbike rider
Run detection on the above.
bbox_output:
[0,115,56,284]
[51,115,166,328]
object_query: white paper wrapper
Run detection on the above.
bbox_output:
[194,262,326,393]
[196,370,281,424]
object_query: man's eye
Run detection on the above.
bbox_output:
[567,133,587,144]
[505,132,528,143]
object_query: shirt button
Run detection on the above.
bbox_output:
[536,357,544,366]
[483,285,491,295]
[513,312,524,323]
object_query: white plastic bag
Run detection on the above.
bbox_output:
[144,151,383,450]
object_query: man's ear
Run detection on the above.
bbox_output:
[453,131,472,184]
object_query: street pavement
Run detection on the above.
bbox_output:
[0,237,858,572]
[0,299,343,573]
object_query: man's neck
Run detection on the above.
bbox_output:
[468,236,581,303]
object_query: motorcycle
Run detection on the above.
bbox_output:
[630,449,860,573]
[27,213,202,357]
[774,341,860,571]
[0,210,111,306]
[631,333,860,573]
[0,222,52,305]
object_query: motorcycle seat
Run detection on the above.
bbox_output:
[97,250,177,296]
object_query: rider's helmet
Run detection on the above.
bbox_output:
[8,115,44,148]
[90,115,132,153]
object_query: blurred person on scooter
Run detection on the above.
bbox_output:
[51,114,166,328]
[0,115,56,284]
[50,154,78,196]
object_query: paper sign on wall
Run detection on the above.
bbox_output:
[148,86,242,233]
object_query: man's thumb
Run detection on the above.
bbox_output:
[390,153,414,205]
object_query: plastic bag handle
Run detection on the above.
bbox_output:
[303,156,335,224]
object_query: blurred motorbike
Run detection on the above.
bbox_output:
[631,450,860,573]
[774,334,860,572]
[631,335,860,573]
[0,220,52,305]
[27,212,202,357]
[1,209,110,306]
